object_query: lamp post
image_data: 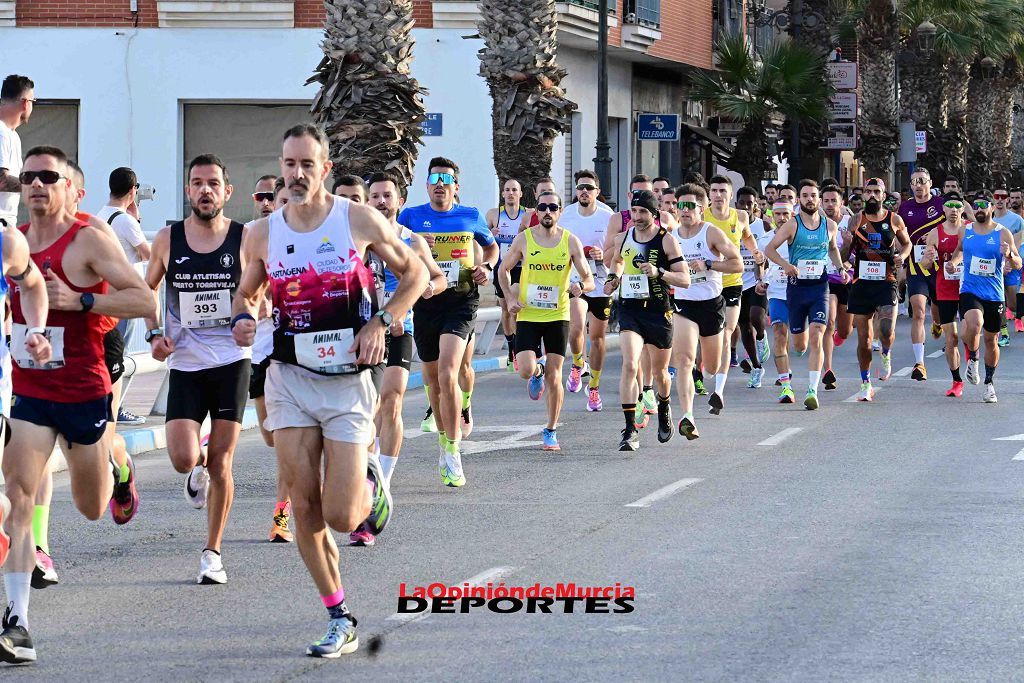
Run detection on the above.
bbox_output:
[594,0,614,207]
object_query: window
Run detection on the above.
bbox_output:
[16,100,79,225]
[182,102,312,222]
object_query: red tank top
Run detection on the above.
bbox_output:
[934,227,962,301]
[10,221,111,402]
[75,211,118,333]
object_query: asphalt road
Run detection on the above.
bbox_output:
[13,317,1024,681]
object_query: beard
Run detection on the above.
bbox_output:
[864,199,881,214]
[801,201,818,215]
[191,201,222,221]
[376,204,396,220]
[579,197,592,207]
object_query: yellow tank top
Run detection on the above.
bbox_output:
[706,207,742,287]
[518,228,571,323]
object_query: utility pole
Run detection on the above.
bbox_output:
[788,0,803,182]
[595,0,614,207]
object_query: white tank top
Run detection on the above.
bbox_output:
[495,207,524,262]
[673,223,723,301]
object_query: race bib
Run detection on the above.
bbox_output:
[620,274,650,299]
[526,284,559,309]
[943,262,963,281]
[12,323,64,370]
[769,265,788,285]
[797,259,826,279]
[970,256,997,277]
[499,242,512,261]
[742,254,757,273]
[294,328,357,374]
[913,245,926,263]
[180,289,231,328]
[437,260,460,288]
[858,260,886,281]
[378,289,394,307]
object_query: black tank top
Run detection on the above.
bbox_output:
[851,211,897,282]
[619,226,671,310]
[165,220,244,329]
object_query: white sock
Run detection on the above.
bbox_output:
[912,342,925,364]
[379,454,398,483]
[809,370,821,391]
[714,373,726,395]
[4,573,30,628]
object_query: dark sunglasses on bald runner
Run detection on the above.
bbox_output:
[427,172,456,185]
[19,170,64,185]
[535,202,561,212]
[252,191,275,202]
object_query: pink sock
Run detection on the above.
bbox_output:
[321,587,345,608]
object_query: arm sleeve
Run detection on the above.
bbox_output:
[119,215,147,247]
[0,129,12,171]
[473,210,495,247]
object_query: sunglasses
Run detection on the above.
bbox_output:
[974,200,992,209]
[994,193,1009,199]
[535,202,561,213]
[911,178,930,186]
[427,172,456,185]
[19,170,64,185]
[944,201,964,209]
[252,191,275,202]
[676,200,699,210]
[576,183,597,192]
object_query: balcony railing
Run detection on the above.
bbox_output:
[568,0,616,13]
[624,0,660,28]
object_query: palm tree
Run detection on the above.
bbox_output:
[308,0,427,187]
[477,0,576,206]
[854,0,900,177]
[689,34,833,188]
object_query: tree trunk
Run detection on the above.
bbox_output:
[991,59,1021,187]
[966,60,1000,189]
[940,58,971,182]
[855,0,900,178]
[900,51,946,174]
[308,0,427,187]
[730,118,773,190]
[477,0,576,206]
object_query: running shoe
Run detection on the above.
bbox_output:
[748,367,763,389]
[461,405,473,438]
[739,358,752,374]
[729,349,738,367]
[998,327,1010,347]
[513,354,519,373]
[633,403,650,430]
[757,336,771,363]
[946,381,963,398]
[348,522,375,547]
[775,378,783,386]
[116,408,146,426]
[641,388,657,415]
[833,330,845,347]
[31,547,58,589]
[984,383,998,403]
[822,369,838,391]
[618,427,640,452]
[778,386,795,403]
[911,363,927,381]
[542,428,560,451]
[586,388,603,412]
[269,505,293,543]
[0,603,35,665]
[197,549,227,585]
[506,355,515,372]
[440,441,467,488]
[708,392,724,415]
[1016,318,1024,334]
[804,388,819,411]
[527,367,545,400]
[857,381,874,402]
[421,406,437,433]
[566,364,583,393]
[364,451,393,534]
[966,358,980,385]
[694,378,708,396]
[678,415,699,440]
[871,339,881,352]
[878,353,892,381]
[306,614,358,658]
[657,403,673,443]
[931,322,943,339]
[109,455,139,525]
[0,495,10,568]
[184,465,209,510]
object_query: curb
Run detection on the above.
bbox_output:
[407,354,509,390]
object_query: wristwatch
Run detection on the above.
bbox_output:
[374,309,394,327]
[80,292,95,313]
[145,328,163,343]
[704,259,714,272]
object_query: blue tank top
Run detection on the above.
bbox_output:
[960,223,1005,302]
[787,213,829,286]
[383,227,414,334]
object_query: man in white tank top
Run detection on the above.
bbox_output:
[669,183,743,440]
[231,124,426,659]
[486,178,528,369]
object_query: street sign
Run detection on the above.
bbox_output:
[828,92,858,120]
[636,113,680,141]
[915,130,927,153]
[823,123,857,150]
[826,61,858,90]
[421,113,442,136]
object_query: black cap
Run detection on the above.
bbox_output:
[630,189,659,215]
[943,191,963,202]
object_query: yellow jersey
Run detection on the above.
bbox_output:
[706,207,743,288]
[518,228,572,323]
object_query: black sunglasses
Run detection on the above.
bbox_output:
[19,170,64,185]
[536,202,561,212]
[252,191,275,202]
[576,183,597,192]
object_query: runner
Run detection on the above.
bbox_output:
[353,172,446,547]
[499,190,594,450]
[703,175,763,414]
[143,154,252,584]
[898,167,945,380]
[398,157,497,487]
[560,169,613,409]
[332,174,366,203]
[734,185,770,387]
[232,124,424,657]
[764,180,848,410]
[1,145,153,664]
[848,194,864,215]
[821,185,853,390]
[486,179,528,371]
[992,186,1024,346]
[847,178,912,401]
[604,190,690,451]
[919,192,968,397]
[652,176,672,201]
[1011,187,1024,332]
[0,75,33,230]
[670,183,741,439]
[251,174,277,219]
[949,191,1021,402]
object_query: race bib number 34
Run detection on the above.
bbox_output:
[294,329,357,374]
[12,323,64,370]
[180,289,231,328]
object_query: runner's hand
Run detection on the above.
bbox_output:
[150,335,176,361]
[922,245,937,264]
[471,265,490,285]
[840,270,851,285]
[754,250,765,265]
[783,263,799,278]
[588,246,603,262]
[569,282,583,298]
[639,262,658,277]
[755,281,767,295]
[603,277,619,295]
[25,332,51,365]
[422,234,435,248]
[43,268,79,311]
[390,318,405,336]
[688,260,706,273]
[893,252,904,268]
[507,298,524,316]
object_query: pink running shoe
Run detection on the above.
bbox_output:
[1016,318,1024,334]
[109,455,139,525]
[566,365,583,393]
[586,388,603,412]
[348,523,376,547]
[833,330,845,347]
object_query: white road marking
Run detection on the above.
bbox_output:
[387,565,520,624]
[893,366,913,377]
[927,350,945,358]
[757,427,803,446]
[625,478,703,508]
[1013,449,1024,461]
[993,434,1024,441]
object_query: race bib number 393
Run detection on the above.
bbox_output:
[180,289,231,328]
